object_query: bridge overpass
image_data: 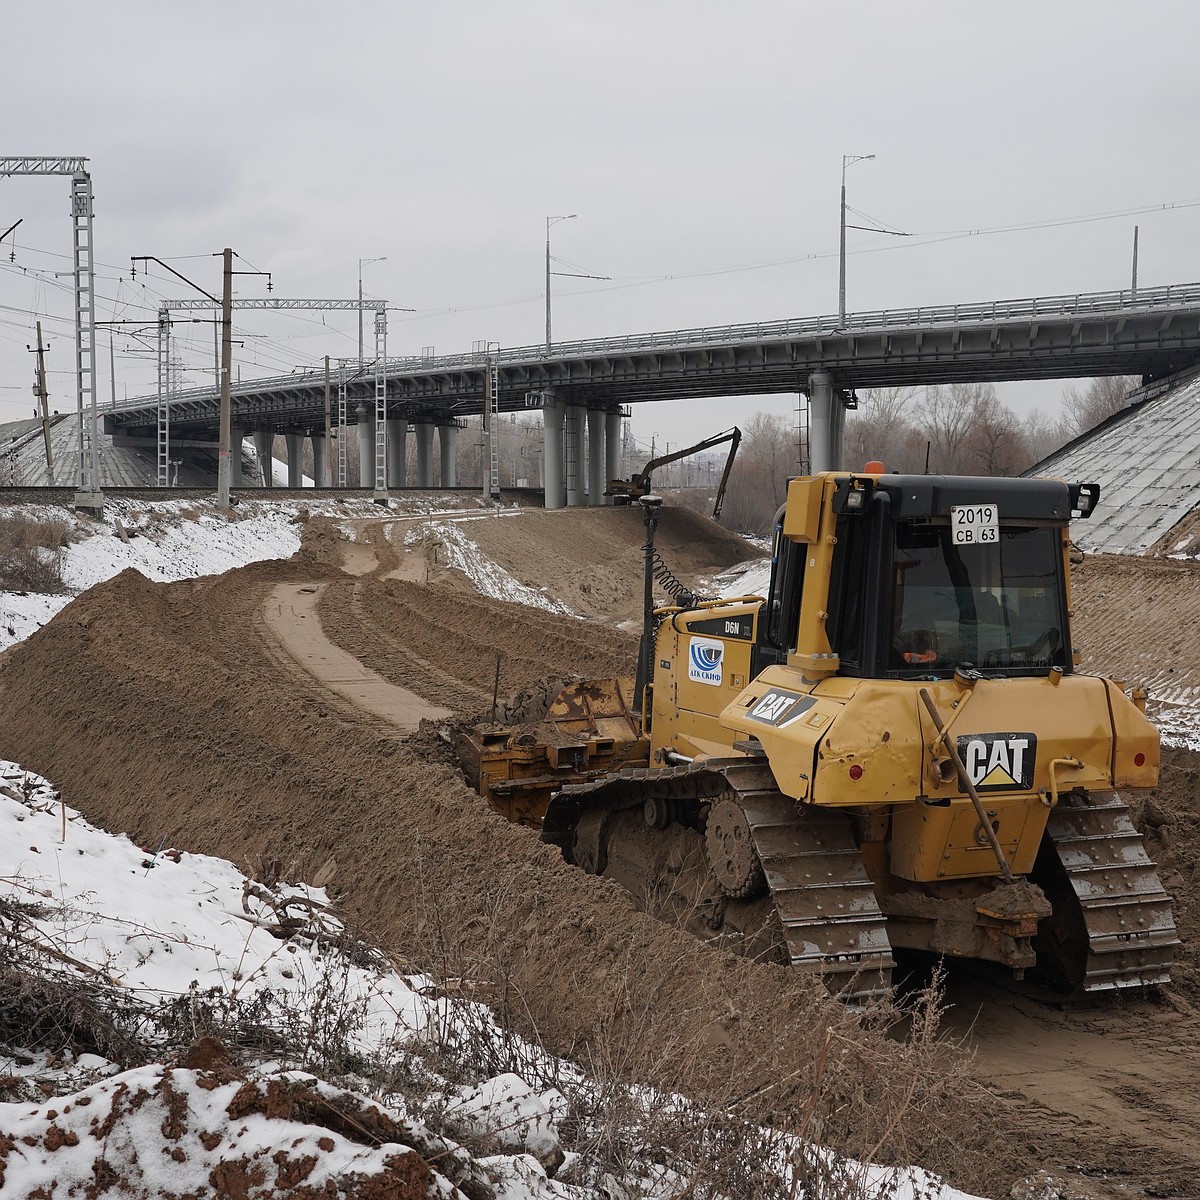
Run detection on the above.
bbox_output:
[103,282,1200,506]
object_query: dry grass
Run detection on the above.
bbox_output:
[0,512,70,594]
[401,861,990,1200]
[0,848,998,1200]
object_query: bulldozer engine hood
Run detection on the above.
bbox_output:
[719,667,1159,809]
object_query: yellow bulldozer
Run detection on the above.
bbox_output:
[456,468,1178,999]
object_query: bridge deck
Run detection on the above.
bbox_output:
[104,283,1200,435]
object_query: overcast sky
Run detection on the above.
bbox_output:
[3,0,1200,457]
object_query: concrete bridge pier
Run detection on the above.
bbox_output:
[564,405,586,507]
[311,431,328,488]
[604,411,622,504]
[386,417,407,487]
[286,432,305,487]
[230,425,245,487]
[357,404,374,487]
[254,427,274,487]
[587,408,605,506]
[438,424,458,487]
[807,370,845,474]
[414,421,435,488]
[543,397,565,510]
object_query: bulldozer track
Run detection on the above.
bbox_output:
[718,762,896,1000]
[252,583,449,736]
[557,759,895,1000]
[1042,791,1180,992]
[316,572,632,717]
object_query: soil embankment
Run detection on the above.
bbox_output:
[0,508,1198,1197]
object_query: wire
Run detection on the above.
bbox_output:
[4,190,1199,387]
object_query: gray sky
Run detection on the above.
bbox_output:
[3,0,1199,459]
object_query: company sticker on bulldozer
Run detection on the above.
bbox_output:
[687,637,725,686]
[956,732,1037,791]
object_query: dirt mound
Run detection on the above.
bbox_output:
[0,562,1006,1194]
[3,515,1200,1197]
[1140,745,1200,999]
[1151,504,1200,557]
[1072,552,1200,719]
[447,505,758,624]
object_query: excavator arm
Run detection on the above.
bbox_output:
[607,426,741,517]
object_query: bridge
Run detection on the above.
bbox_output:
[101,282,1200,507]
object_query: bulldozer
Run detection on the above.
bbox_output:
[456,467,1179,999]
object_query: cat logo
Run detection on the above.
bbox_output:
[956,733,1037,792]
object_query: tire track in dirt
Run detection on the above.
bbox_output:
[257,582,451,730]
[315,577,495,714]
[317,573,637,712]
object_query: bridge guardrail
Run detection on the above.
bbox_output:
[108,282,1200,413]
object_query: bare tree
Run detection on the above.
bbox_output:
[719,411,795,534]
[843,387,922,472]
[1021,408,1072,467]
[914,383,987,473]
[1061,375,1138,436]
[966,390,1029,475]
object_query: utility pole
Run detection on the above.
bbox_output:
[545,215,609,351]
[32,322,53,475]
[1131,226,1139,295]
[216,248,234,509]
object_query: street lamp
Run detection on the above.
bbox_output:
[545,215,576,351]
[839,154,874,327]
[357,255,386,362]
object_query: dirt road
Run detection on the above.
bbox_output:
[0,509,1197,1198]
[259,582,452,729]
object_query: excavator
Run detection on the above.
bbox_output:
[607,426,741,518]
[456,465,1178,999]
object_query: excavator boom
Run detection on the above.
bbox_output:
[607,427,740,516]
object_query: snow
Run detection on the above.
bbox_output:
[0,761,980,1199]
[408,515,576,615]
[0,495,492,654]
[715,556,772,600]
[0,500,307,654]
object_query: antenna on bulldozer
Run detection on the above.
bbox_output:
[633,494,664,719]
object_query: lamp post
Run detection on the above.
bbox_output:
[357,255,386,362]
[545,215,576,351]
[839,154,875,327]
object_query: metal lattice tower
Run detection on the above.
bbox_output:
[563,406,578,502]
[373,309,387,497]
[156,309,171,487]
[0,157,101,507]
[337,364,348,487]
[71,171,102,501]
[796,392,812,475]
[485,344,501,499]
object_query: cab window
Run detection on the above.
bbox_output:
[890,524,1066,675]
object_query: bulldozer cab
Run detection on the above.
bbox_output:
[754,472,1097,684]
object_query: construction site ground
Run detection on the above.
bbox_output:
[1,501,1198,1199]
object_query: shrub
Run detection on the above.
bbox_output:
[0,513,70,593]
